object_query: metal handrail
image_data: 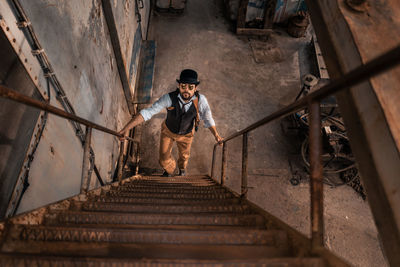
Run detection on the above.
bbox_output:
[210,44,400,250]
[0,85,133,141]
[221,45,400,144]
[0,84,139,190]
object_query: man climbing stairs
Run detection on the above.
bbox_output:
[0,175,344,266]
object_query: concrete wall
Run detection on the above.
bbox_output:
[0,0,150,216]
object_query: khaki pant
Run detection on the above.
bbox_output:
[159,122,194,174]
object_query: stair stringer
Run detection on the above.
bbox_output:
[0,175,142,238]
[207,175,351,267]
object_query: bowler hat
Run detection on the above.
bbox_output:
[176,69,200,85]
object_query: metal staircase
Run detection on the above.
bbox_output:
[0,175,332,266]
[2,44,399,265]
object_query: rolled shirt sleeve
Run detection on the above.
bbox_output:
[198,94,215,128]
[139,94,172,121]
[139,92,216,128]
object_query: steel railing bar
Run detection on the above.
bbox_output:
[221,143,227,185]
[241,132,249,198]
[117,140,126,181]
[80,126,92,193]
[0,85,136,143]
[220,45,400,143]
[309,100,324,249]
[135,142,140,175]
[210,145,217,178]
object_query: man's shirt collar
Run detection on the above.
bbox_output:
[177,93,196,104]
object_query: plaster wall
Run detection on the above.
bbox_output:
[0,0,147,215]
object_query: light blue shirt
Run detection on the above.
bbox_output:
[140,92,216,128]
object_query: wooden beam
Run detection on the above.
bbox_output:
[305,1,400,266]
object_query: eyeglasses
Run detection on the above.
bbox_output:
[180,83,196,90]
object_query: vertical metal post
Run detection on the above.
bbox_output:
[221,143,227,185]
[309,100,324,249]
[135,142,140,175]
[241,133,249,198]
[210,145,217,178]
[80,126,92,194]
[117,139,125,181]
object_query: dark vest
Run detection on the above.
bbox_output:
[165,90,198,135]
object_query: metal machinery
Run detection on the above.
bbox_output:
[285,74,366,199]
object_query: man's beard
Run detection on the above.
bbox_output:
[180,93,191,101]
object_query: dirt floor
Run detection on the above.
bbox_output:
[137,0,388,266]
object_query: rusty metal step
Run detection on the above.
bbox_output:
[91,197,241,205]
[125,177,216,185]
[0,253,326,266]
[104,191,234,199]
[78,202,250,214]
[130,178,215,183]
[1,243,290,260]
[127,180,216,184]
[136,175,213,180]
[40,223,266,231]
[128,180,216,185]
[123,182,218,188]
[118,184,220,190]
[44,211,264,227]
[11,225,287,246]
[112,186,228,194]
